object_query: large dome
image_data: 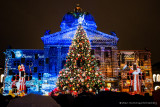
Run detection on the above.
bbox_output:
[60,5,97,30]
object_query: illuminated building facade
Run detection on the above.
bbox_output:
[117,50,153,95]
[3,5,153,95]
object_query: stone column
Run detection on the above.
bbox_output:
[100,47,105,73]
[57,47,61,73]
[44,46,50,73]
[111,47,118,77]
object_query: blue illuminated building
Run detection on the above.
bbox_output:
[3,5,119,95]
[3,5,153,96]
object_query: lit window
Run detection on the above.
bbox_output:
[153,74,156,82]
[155,86,160,90]
[157,74,160,82]
[1,74,4,83]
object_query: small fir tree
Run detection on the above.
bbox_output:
[56,24,104,94]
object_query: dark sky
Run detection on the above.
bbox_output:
[0,0,160,67]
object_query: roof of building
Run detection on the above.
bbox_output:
[60,4,97,30]
[41,4,119,46]
[41,26,119,45]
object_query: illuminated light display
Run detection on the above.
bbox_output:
[60,7,97,30]
[56,24,105,95]
[2,5,153,96]
[153,73,160,91]
[0,74,4,83]
[155,86,160,90]
[153,74,160,82]
[118,51,153,95]
[157,74,160,82]
[131,65,142,92]
[153,74,156,82]
[15,51,22,58]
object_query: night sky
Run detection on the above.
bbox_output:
[0,0,160,67]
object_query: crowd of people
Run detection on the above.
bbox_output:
[0,90,159,107]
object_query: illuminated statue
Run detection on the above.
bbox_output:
[132,66,141,92]
[130,64,143,94]
[78,14,85,24]
[18,64,26,93]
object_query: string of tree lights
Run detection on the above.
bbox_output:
[56,25,105,95]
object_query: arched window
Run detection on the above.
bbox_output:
[157,74,160,82]
[155,86,160,90]
[153,74,156,82]
[0,74,4,83]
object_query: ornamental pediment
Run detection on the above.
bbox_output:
[41,26,119,45]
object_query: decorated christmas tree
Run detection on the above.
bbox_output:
[56,24,104,95]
